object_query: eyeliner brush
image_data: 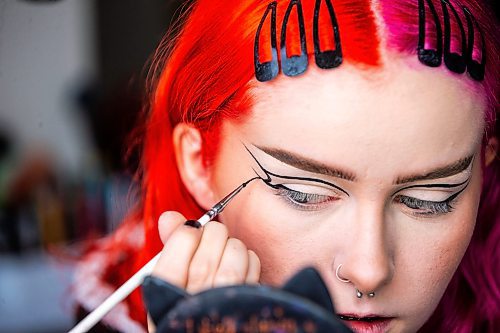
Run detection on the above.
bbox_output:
[186,176,260,227]
[68,177,260,333]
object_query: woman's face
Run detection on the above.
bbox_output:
[204,59,485,332]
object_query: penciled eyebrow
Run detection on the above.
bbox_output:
[254,145,474,185]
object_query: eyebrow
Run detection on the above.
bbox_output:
[394,155,474,184]
[255,145,356,181]
[254,145,474,185]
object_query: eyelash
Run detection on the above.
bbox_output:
[245,146,469,217]
[274,186,339,211]
[274,185,464,216]
[393,195,457,217]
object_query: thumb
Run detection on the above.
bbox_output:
[158,211,188,244]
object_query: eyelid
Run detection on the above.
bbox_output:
[395,184,468,217]
[274,186,339,211]
[395,196,455,217]
[271,182,343,196]
[263,168,350,196]
[245,144,350,196]
[391,178,470,196]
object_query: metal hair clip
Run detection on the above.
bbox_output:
[441,0,467,74]
[254,2,279,82]
[281,0,309,76]
[418,0,443,67]
[313,0,342,69]
[462,6,485,81]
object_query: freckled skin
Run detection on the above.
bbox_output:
[206,59,484,332]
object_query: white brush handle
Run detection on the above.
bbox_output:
[68,180,252,332]
[68,253,160,333]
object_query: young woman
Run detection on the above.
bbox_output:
[73,0,499,332]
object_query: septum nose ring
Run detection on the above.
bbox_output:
[336,264,376,298]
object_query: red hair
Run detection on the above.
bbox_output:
[87,0,499,330]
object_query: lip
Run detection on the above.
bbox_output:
[338,314,394,333]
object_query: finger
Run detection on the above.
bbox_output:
[152,218,203,288]
[186,221,228,293]
[158,211,188,244]
[213,238,249,288]
[147,314,156,333]
[245,250,261,284]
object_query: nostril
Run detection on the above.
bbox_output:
[338,253,394,296]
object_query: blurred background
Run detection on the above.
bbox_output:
[0,0,498,332]
[0,0,185,332]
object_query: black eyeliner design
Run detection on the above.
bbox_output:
[396,182,468,216]
[392,178,470,196]
[244,144,471,215]
[244,145,349,196]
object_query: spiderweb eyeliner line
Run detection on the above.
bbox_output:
[265,170,349,196]
[396,178,470,192]
[392,153,475,196]
[442,182,469,202]
[395,179,471,206]
[244,144,349,196]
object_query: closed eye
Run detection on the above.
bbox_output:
[394,185,468,217]
[273,185,340,211]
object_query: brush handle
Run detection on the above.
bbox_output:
[68,253,161,333]
[69,212,212,333]
[68,179,257,332]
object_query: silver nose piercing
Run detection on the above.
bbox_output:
[335,264,350,283]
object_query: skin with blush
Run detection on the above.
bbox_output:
[151,58,487,333]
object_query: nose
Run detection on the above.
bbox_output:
[337,203,394,295]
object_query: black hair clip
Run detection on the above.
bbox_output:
[418,0,443,67]
[441,0,467,73]
[462,6,485,81]
[313,0,342,69]
[280,0,309,76]
[254,2,279,82]
[254,0,344,81]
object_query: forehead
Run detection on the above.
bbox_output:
[239,60,485,180]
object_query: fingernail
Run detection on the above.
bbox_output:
[184,220,202,229]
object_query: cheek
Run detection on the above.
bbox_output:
[221,190,330,286]
[397,172,481,327]
[397,221,475,330]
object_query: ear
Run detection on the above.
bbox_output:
[485,136,499,167]
[173,123,215,210]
